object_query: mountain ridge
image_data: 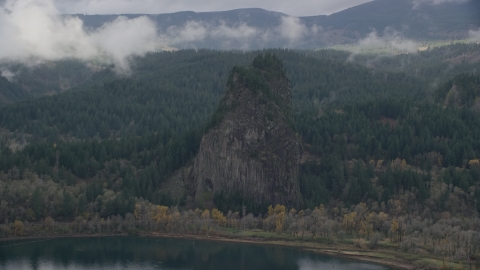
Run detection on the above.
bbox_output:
[72,0,480,49]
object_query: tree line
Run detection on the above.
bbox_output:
[2,200,480,266]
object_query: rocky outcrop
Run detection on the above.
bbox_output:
[192,53,303,207]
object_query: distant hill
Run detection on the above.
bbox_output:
[74,0,480,49]
[303,0,480,39]
[77,8,287,30]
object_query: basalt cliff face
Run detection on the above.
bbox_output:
[191,54,303,207]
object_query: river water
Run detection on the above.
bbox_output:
[0,236,390,270]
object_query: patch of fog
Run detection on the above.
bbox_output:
[0,0,321,72]
[347,28,418,62]
[469,29,480,42]
[277,16,308,42]
[412,0,468,9]
[161,15,316,49]
[0,0,159,74]
[0,68,15,81]
[358,29,418,53]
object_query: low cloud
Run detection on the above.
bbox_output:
[0,69,15,81]
[358,29,418,53]
[210,23,259,50]
[166,21,208,44]
[0,0,160,73]
[469,29,480,41]
[310,24,323,35]
[412,0,468,9]
[0,0,318,69]
[346,28,418,63]
[92,16,159,71]
[277,16,308,42]
[163,21,261,49]
[161,16,314,49]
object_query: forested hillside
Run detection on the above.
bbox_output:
[435,73,480,109]
[313,43,480,85]
[0,60,108,106]
[0,76,29,105]
[0,47,479,245]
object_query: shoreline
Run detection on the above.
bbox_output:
[143,233,416,269]
[1,233,416,269]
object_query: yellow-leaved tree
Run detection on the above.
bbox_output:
[14,220,24,236]
[201,209,211,233]
[266,204,286,233]
[342,212,357,235]
[391,218,399,242]
[211,208,227,226]
[273,205,286,233]
[153,206,171,231]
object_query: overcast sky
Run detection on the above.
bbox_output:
[53,0,374,17]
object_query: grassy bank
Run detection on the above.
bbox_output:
[144,228,469,270]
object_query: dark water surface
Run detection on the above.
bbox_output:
[0,236,390,270]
